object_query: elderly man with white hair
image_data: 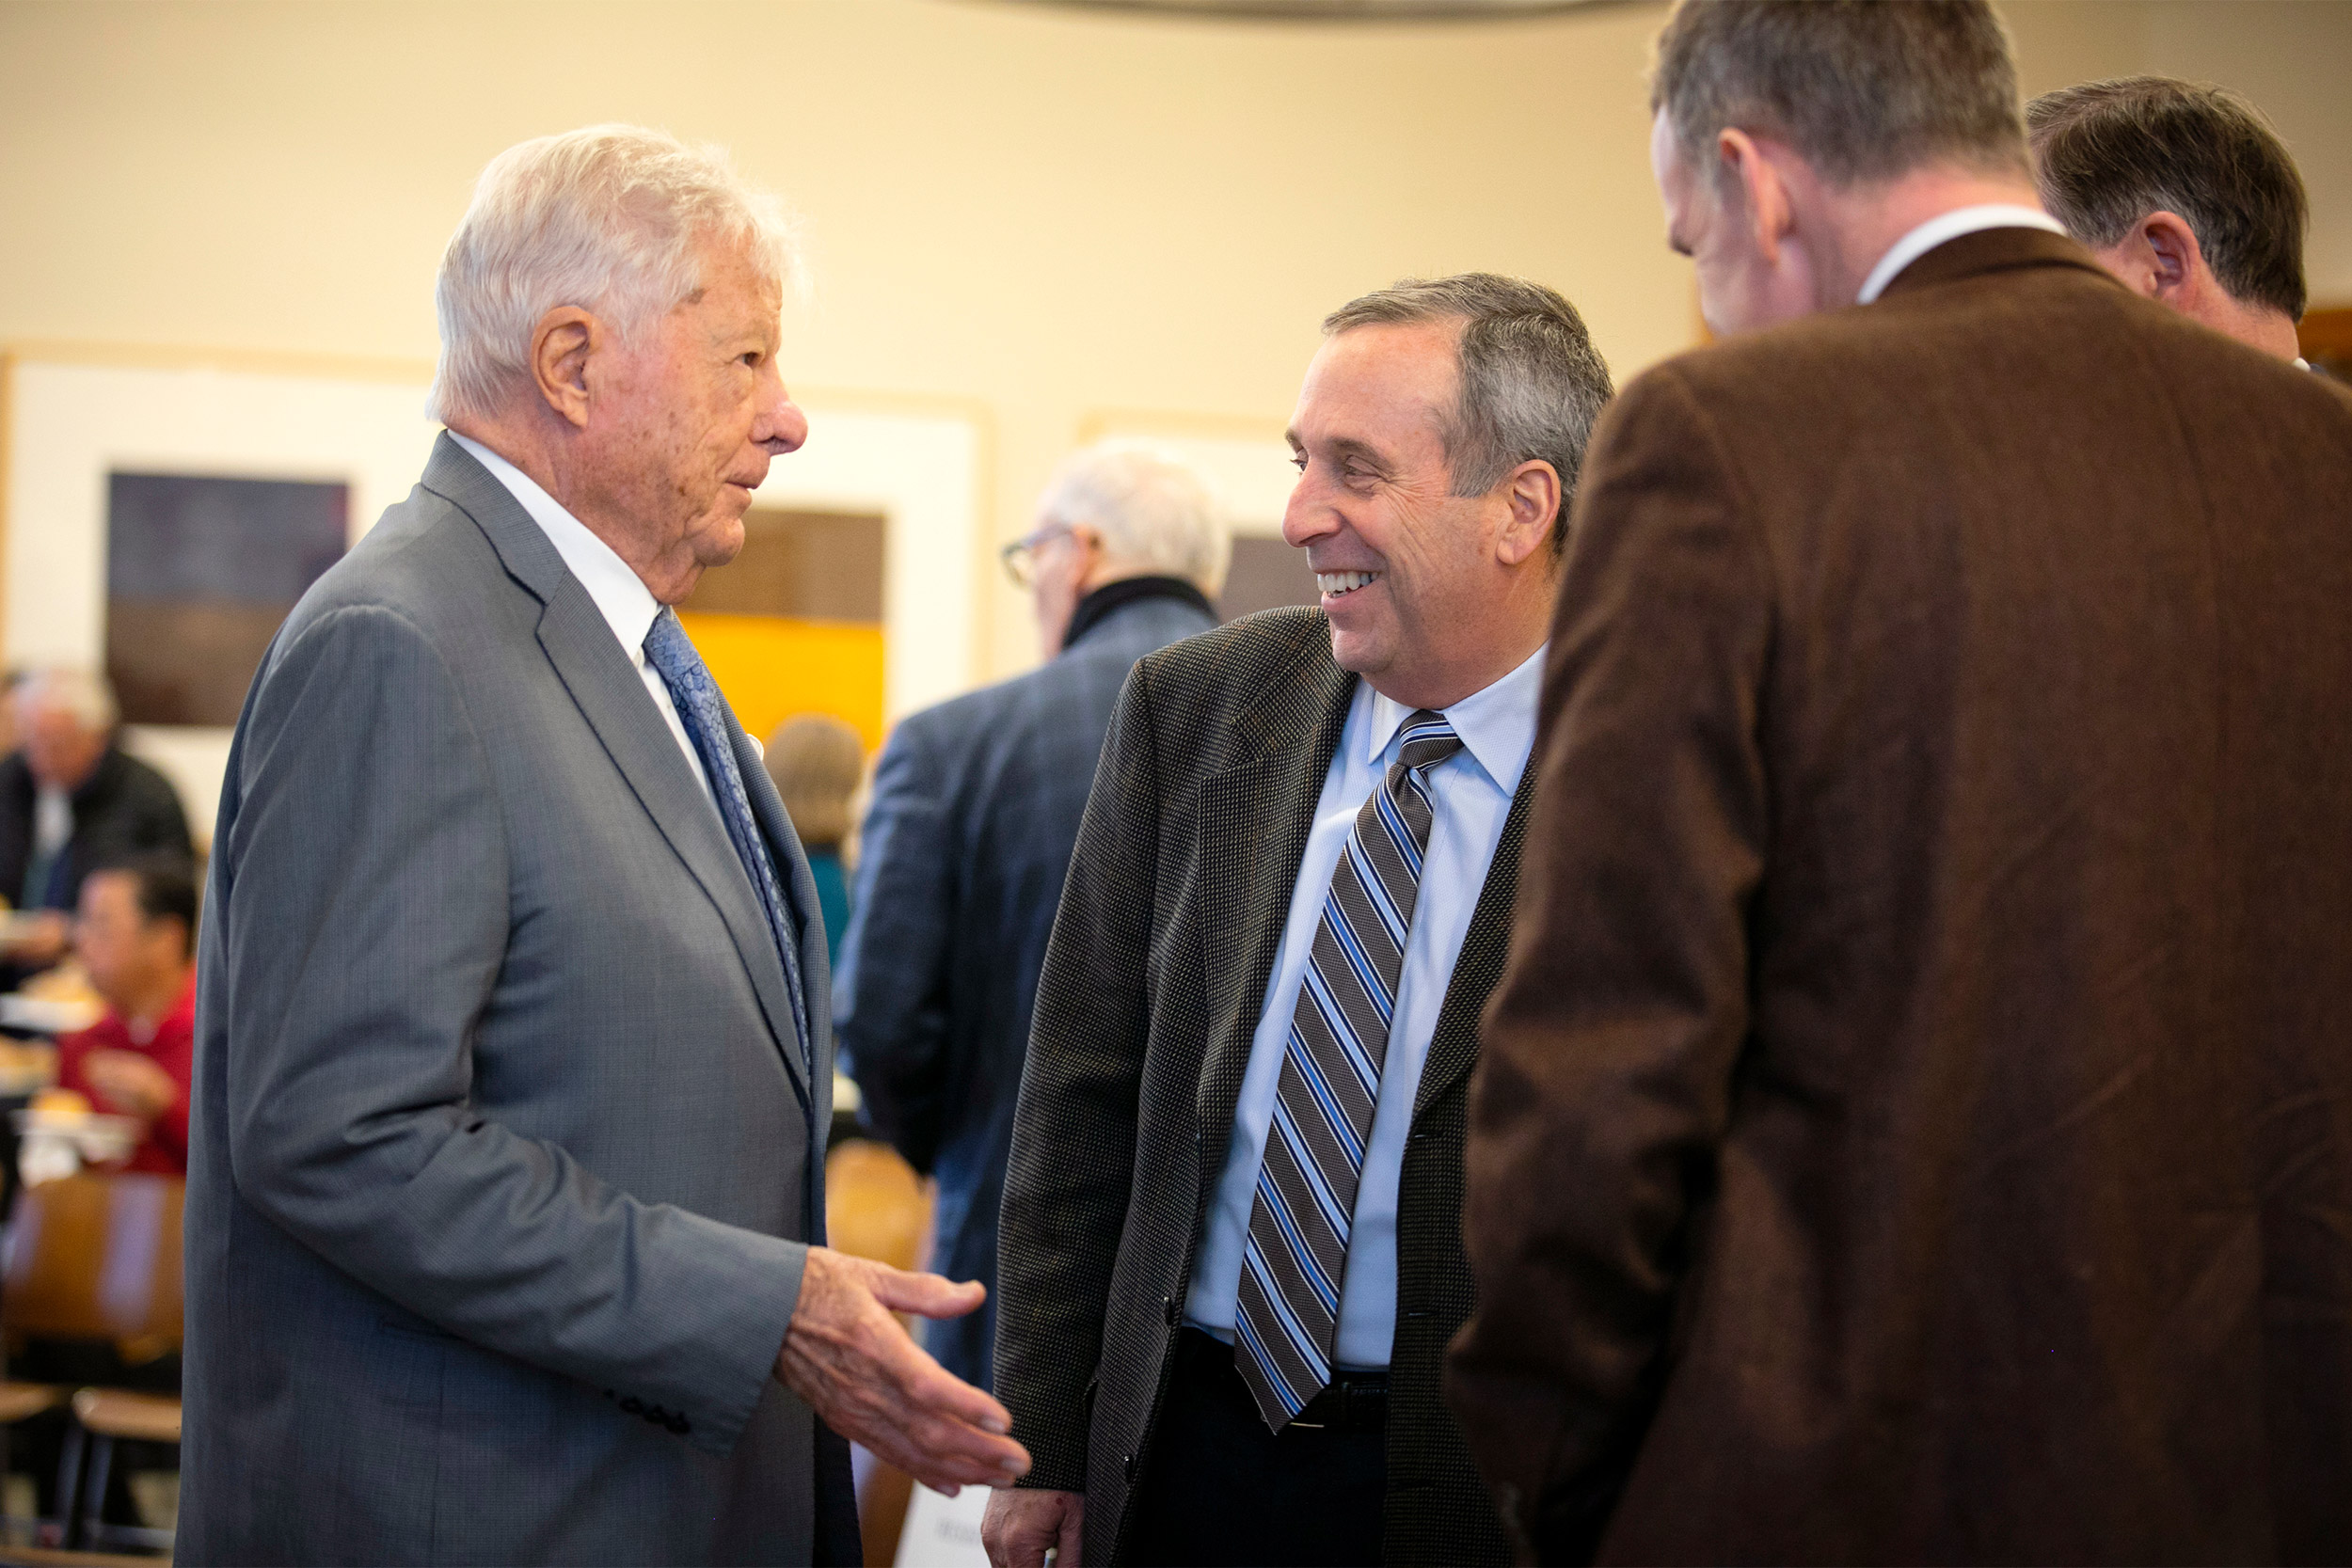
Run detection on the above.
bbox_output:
[181,125,1026,1567]
[835,440,1227,1397]
[0,668,191,974]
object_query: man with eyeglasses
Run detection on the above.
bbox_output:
[835,440,1227,1395]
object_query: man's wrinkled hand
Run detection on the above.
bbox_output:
[983,1485,1084,1568]
[775,1245,1030,1496]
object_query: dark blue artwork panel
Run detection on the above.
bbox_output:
[105,471,351,726]
[107,472,347,605]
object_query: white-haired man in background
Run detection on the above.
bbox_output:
[182,125,1026,1567]
[0,668,192,976]
[836,441,1228,1396]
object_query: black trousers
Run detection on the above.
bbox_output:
[1123,1329,1386,1568]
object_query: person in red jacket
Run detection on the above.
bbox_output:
[54,854,196,1176]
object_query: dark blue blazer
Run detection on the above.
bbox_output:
[834,588,1217,1388]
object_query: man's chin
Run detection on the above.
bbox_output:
[691,513,750,569]
[1326,625,1389,679]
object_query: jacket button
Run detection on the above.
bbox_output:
[1123,1453,1137,1482]
[1161,1294,1179,1324]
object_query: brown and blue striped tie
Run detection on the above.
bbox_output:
[1234,709,1462,1431]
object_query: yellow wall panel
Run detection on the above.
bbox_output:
[676,611,887,756]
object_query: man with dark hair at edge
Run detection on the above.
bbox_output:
[2031,74,2314,361]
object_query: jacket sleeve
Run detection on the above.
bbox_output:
[1445,368,1773,1556]
[993,663,1163,1493]
[213,603,803,1457]
[833,715,957,1173]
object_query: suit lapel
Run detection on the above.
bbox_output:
[1193,639,1355,1193]
[1414,766,1535,1118]
[423,435,811,1106]
[532,590,812,1106]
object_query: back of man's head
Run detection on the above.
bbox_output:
[2028,76,2308,323]
[1652,0,2028,187]
[1037,442,1232,599]
[1322,274,1613,558]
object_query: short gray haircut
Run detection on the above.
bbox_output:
[1037,441,1232,597]
[2029,77,2309,320]
[1323,274,1613,556]
[1652,0,2029,189]
[16,668,118,734]
[427,124,801,426]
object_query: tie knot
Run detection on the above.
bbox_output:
[643,605,697,683]
[1395,709,1462,773]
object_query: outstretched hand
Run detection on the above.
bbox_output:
[775,1245,1031,1495]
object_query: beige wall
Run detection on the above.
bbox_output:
[3,0,2346,687]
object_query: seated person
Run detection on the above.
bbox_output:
[53,855,197,1176]
[0,671,193,976]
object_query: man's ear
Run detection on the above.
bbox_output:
[532,307,600,430]
[1495,459,1563,568]
[2138,211,2208,303]
[1719,127,1792,264]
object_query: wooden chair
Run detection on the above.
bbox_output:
[1,1175,183,1553]
[60,1394,175,1556]
[823,1139,938,1568]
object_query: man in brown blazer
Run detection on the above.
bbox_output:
[983,276,1612,1568]
[1448,2,2352,1562]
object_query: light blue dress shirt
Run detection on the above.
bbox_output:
[1184,644,1545,1369]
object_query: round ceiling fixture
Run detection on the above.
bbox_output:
[996,0,1619,19]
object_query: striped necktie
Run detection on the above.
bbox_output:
[1235,708,1462,1431]
[642,607,810,1070]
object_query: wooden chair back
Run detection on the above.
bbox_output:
[823,1141,930,1274]
[2,1175,184,1354]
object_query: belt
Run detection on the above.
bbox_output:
[1288,1365,1388,1433]
[1176,1327,1389,1434]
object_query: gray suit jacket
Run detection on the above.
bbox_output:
[835,588,1216,1389]
[180,434,854,1566]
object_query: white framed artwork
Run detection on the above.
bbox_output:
[0,349,989,840]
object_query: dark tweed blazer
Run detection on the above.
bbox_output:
[1453,228,2352,1563]
[997,607,1518,1566]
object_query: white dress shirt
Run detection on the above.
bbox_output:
[1856,203,2068,305]
[1185,644,1544,1369]
[449,433,712,805]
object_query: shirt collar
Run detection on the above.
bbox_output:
[449,432,664,664]
[1856,204,2068,306]
[1361,642,1547,796]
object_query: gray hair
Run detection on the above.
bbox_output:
[1323,274,1613,556]
[16,668,119,734]
[2029,77,2309,320]
[427,124,801,426]
[1036,441,1232,597]
[1651,0,2029,189]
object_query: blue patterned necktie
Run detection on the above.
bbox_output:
[1235,709,1463,1431]
[643,607,809,1070]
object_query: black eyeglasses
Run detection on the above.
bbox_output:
[999,523,1075,588]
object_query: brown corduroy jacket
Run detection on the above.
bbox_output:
[998,609,1517,1565]
[1449,228,2352,1564]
